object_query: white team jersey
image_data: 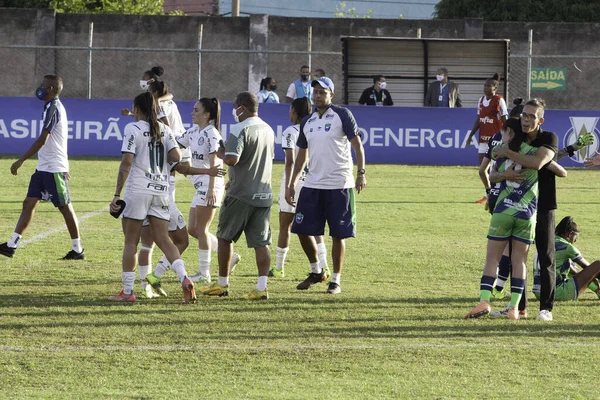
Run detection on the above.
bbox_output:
[158,100,185,136]
[280,124,307,185]
[177,124,225,189]
[37,98,69,173]
[121,120,178,195]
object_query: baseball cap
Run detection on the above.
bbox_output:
[311,77,334,94]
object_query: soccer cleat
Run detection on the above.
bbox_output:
[145,272,168,297]
[490,304,527,319]
[507,306,520,320]
[140,285,160,299]
[182,277,197,304]
[475,196,488,204]
[491,286,509,299]
[326,282,342,295]
[268,267,285,278]
[0,242,16,258]
[296,271,327,290]
[536,310,553,321]
[108,290,136,302]
[229,253,241,274]
[189,272,210,284]
[464,300,491,319]
[199,281,229,297]
[62,249,85,260]
[246,288,268,300]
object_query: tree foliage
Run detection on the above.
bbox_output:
[0,0,182,15]
[334,1,373,19]
[433,0,600,22]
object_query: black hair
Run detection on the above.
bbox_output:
[373,74,385,84]
[143,66,164,81]
[555,216,580,238]
[44,74,63,96]
[133,92,160,143]
[290,97,312,123]
[509,97,524,118]
[486,73,500,88]
[260,77,273,91]
[148,80,168,97]
[199,97,221,131]
[503,117,525,152]
[315,68,326,76]
[300,65,310,71]
[235,91,258,114]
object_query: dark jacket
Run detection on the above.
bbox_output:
[424,81,462,108]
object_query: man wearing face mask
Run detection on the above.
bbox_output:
[1,75,84,260]
[358,75,394,106]
[424,67,462,108]
[200,92,275,300]
[285,65,313,103]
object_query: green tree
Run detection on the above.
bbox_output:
[433,0,600,22]
[0,0,181,15]
[334,1,373,18]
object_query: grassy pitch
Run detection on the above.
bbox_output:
[1,156,600,399]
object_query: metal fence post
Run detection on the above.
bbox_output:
[87,22,94,99]
[308,26,312,72]
[197,23,203,100]
[526,29,532,101]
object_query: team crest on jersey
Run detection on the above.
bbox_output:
[295,212,304,224]
[325,123,331,132]
[563,117,600,164]
[198,137,205,146]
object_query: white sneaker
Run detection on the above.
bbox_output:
[490,304,510,318]
[536,310,553,321]
[189,273,210,283]
[229,253,241,274]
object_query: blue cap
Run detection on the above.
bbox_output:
[311,77,334,94]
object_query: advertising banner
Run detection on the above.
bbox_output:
[1,97,598,167]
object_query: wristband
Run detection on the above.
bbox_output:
[114,194,120,197]
[485,188,491,195]
[566,145,575,157]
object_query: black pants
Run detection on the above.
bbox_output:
[535,209,556,311]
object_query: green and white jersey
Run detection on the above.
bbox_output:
[533,236,583,293]
[492,142,539,221]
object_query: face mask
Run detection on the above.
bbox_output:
[232,106,242,123]
[436,74,444,82]
[270,85,277,91]
[378,82,387,90]
[35,87,47,100]
[140,80,149,91]
[301,74,310,81]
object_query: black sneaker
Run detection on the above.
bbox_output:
[326,282,341,295]
[0,242,16,258]
[296,271,326,290]
[62,249,85,260]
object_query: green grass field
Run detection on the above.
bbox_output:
[2,156,600,399]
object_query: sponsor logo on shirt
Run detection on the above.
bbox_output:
[252,192,273,200]
[325,114,334,119]
[479,116,495,124]
[325,123,331,132]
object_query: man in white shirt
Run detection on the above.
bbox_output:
[1,75,84,260]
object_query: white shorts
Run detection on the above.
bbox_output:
[122,191,170,221]
[191,182,225,208]
[278,178,304,214]
[142,199,186,231]
[478,142,489,154]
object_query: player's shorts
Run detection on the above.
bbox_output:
[142,200,186,231]
[27,170,70,207]
[534,278,578,301]
[478,142,489,154]
[278,178,304,213]
[122,191,170,221]
[291,187,356,239]
[487,212,536,244]
[217,196,271,248]
[191,182,225,208]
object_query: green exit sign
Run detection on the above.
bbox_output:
[531,68,566,91]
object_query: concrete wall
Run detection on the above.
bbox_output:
[1,8,600,109]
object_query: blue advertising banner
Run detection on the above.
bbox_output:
[1,97,598,167]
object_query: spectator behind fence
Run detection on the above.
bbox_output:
[358,75,393,106]
[424,67,462,108]
[313,68,326,80]
[285,65,312,103]
[256,77,280,104]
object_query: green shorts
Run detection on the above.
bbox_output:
[534,279,578,301]
[217,196,271,248]
[487,213,536,244]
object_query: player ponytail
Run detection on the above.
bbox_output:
[555,216,580,240]
[134,92,161,144]
[199,97,221,131]
[486,73,500,89]
[290,97,311,123]
[149,81,168,98]
[509,97,524,118]
[260,77,272,91]
[144,65,164,81]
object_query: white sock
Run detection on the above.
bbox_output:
[218,276,229,287]
[317,242,328,269]
[275,247,289,271]
[154,256,171,277]
[71,238,82,253]
[209,233,218,252]
[171,259,188,284]
[138,265,150,289]
[310,262,322,274]
[256,275,268,291]
[123,271,136,295]
[331,273,341,284]
[198,249,211,279]
[7,232,22,248]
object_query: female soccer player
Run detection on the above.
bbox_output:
[256,77,280,104]
[108,92,195,303]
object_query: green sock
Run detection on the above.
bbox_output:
[480,290,492,302]
[510,292,522,308]
[588,282,599,293]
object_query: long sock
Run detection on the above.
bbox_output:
[71,238,83,253]
[154,256,171,277]
[588,281,599,293]
[218,276,229,287]
[510,277,526,308]
[170,259,188,284]
[198,249,211,279]
[7,232,22,248]
[317,242,328,270]
[480,275,495,301]
[256,276,268,291]
[331,273,340,284]
[495,255,510,290]
[310,262,322,274]
[275,247,289,271]
[208,233,218,252]
[123,272,135,295]
[138,265,150,289]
